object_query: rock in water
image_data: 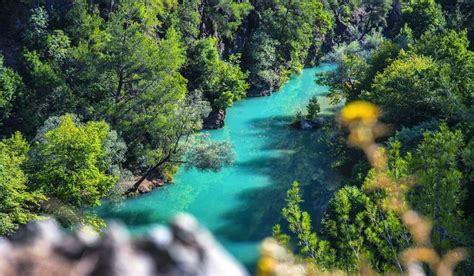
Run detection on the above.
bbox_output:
[0,214,248,276]
[300,120,313,130]
[203,109,226,129]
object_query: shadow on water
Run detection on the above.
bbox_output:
[214,114,342,242]
[98,202,160,227]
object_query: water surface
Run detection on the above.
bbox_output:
[98,64,341,268]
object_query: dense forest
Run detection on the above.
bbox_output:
[271,0,474,274]
[0,0,473,274]
[0,0,335,231]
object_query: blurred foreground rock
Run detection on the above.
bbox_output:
[0,214,248,276]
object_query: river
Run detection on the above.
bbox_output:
[97,64,341,269]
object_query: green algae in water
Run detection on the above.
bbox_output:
[97,64,340,269]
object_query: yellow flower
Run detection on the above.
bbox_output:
[340,101,380,126]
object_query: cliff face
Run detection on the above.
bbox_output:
[0,214,248,276]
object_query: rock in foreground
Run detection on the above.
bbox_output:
[0,214,248,276]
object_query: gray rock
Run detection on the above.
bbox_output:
[300,120,313,130]
[203,109,226,129]
[0,214,248,276]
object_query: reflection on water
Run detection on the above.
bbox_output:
[97,64,340,268]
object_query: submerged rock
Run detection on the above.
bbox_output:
[0,214,248,276]
[291,118,324,131]
[300,120,313,130]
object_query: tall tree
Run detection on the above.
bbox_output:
[0,133,45,235]
[408,124,468,251]
[30,114,117,209]
[277,181,336,268]
[0,56,23,125]
[185,37,249,110]
[402,0,445,38]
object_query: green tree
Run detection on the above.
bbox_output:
[367,52,443,126]
[408,124,468,251]
[413,30,474,118]
[278,181,336,268]
[260,0,332,73]
[125,90,235,194]
[0,56,23,124]
[66,1,190,175]
[322,186,371,272]
[31,114,117,209]
[15,50,75,135]
[317,53,369,104]
[363,40,400,88]
[0,133,45,235]
[306,96,320,121]
[185,37,249,110]
[402,0,445,38]
[185,134,234,172]
[200,0,253,40]
[175,0,201,44]
[243,30,280,94]
[362,142,413,272]
[23,7,49,50]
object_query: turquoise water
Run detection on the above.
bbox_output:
[98,64,341,268]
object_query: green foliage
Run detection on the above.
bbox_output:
[185,134,235,172]
[318,39,400,105]
[272,224,290,248]
[394,24,415,49]
[17,49,74,135]
[261,0,332,73]
[23,7,49,49]
[204,0,253,39]
[185,37,249,110]
[244,31,280,92]
[402,0,445,38]
[0,133,45,235]
[322,186,371,271]
[413,30,474,117]
[325,0,392,43]
[240,0,332,94]
[463,138,474,184]
[305,96,320,121]
[318,53,369,104]
[280,181,336,267]
[64,1,191,173]
[389,120,439,153]
[367,53,443,126]
[364,41,400,86]
[282,181,318,258]
[175,0,201,44]
[31,114,118,208]
[0,56,23,122]
[408,124,468,251]
[276,143,414,273]
[46,30,71,63]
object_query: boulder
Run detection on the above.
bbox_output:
[0,215,249,276]
[300,120,313,130]
[203,109,226,129]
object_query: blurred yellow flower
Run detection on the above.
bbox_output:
[340,101,380,126]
